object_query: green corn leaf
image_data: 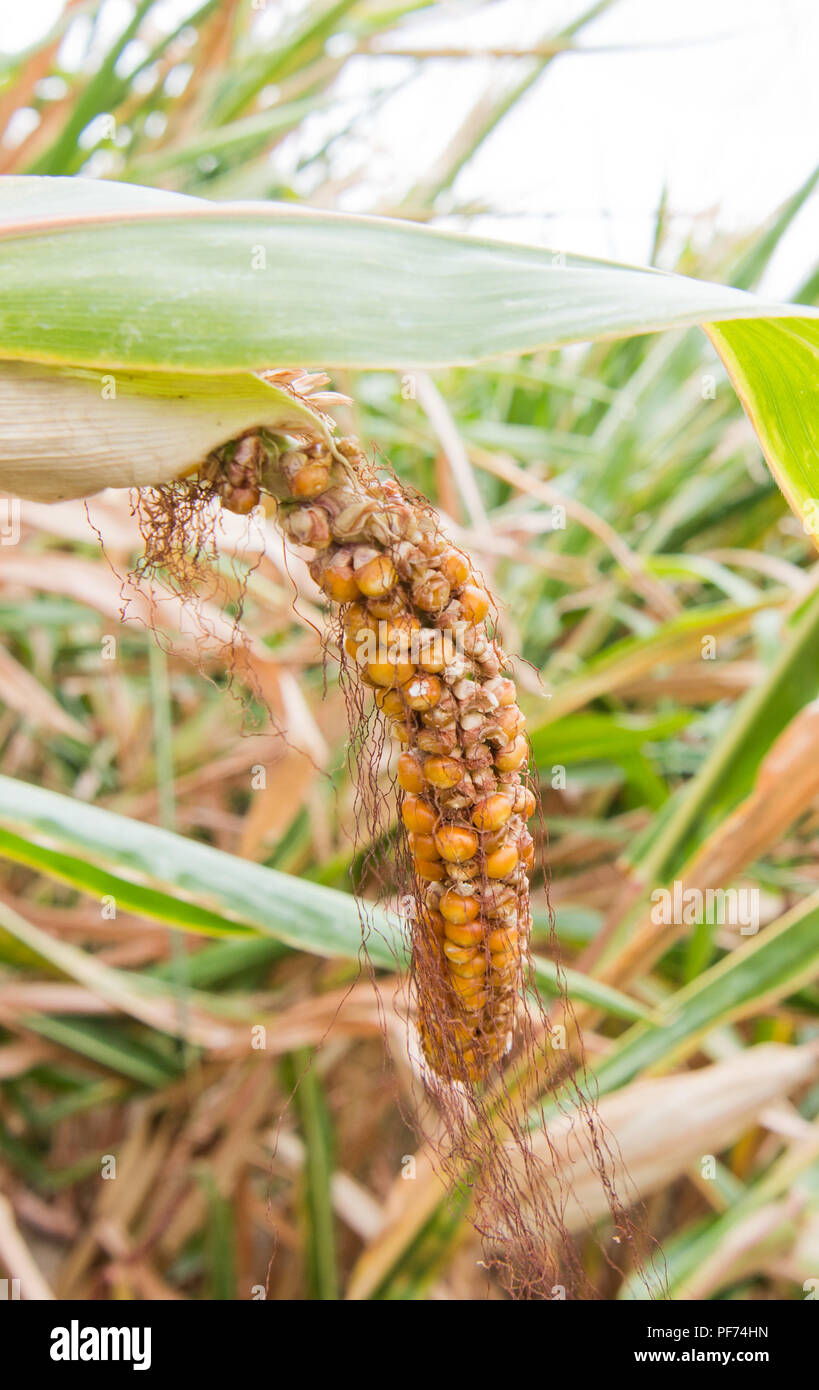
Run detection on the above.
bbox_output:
[0,774,400,969]
[0,176,816,531]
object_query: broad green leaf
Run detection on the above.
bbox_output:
[0,178,813,374]
[0,776,646,1024]
[707,318,819,533]
[0,177,816,529]
[0,774,400,969]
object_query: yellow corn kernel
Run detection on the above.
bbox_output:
[375,687,404,719]
[486,843,519,879]
[472,793,512,833]
[367,657,416,687]
[440,889,479,924]
[409,832,439,860]
[416,858,446,882]
[444,948,486,980]
[319,556,359,603]
[355,553,397,597]
[402,673,442,711]
[459,584,490,623]
[495,735,528,773]
[401,795,437,834]
[424,754,463,789]
[367,592,404,620]
[487,926,519,954]
[344,601,374,638]
[443,919,485,947]
[434,824,479,864]
[439,548,471,587]
[397,751,425,794]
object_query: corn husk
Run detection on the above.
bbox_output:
[0,360,329,502]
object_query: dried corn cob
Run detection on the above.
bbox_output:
[209,406,535,1083]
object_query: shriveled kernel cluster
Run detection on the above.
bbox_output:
[235,427,536,1082]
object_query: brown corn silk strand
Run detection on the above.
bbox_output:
[135,376,663,1298]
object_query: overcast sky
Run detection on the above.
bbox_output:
[3,0,817,298]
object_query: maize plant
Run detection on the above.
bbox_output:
[1,168,819,1299]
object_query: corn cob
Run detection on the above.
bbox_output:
[209,407,535,1084]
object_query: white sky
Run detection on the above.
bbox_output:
[2,0,817,299]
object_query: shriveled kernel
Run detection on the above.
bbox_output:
[495,735,528,773]
[416,728,454,755]
[402,673,442,712]
[482,825,511,854]
[434,824,479,864]
[417,631,446,673]
[459,584,490,624]
[397,751,426,794]
[401,796,437,834]
[486,843,519,879]
[440,889,479,924]
[472,793,513,833]
[424,754,463,789]
[412,573,451,613]
[494,678,517,707]
[223,485,260,515]
[497,704,525,738]
[290,464,330,499]
[519,831,535,868]
[279,504,331,548]
[355,553,397,597]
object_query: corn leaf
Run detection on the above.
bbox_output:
[0,177,817,530]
